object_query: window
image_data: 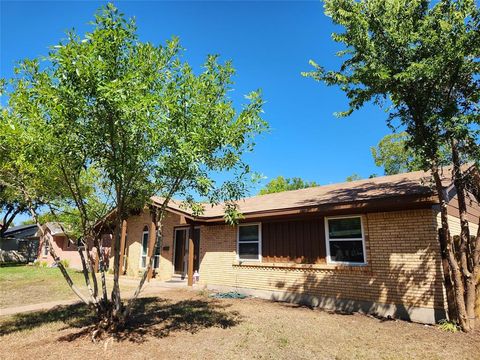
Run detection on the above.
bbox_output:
[140,226,149,268]
[237,223,261,261]
[325,216,366,264]
[153,230,161,269]
[43,241,49,257]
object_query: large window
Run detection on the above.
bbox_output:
[153,230,161,269]
[140,226,149,268]
[325,216,366,264]
[237,223,261,261]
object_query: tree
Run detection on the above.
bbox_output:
[0,185,28,238]
[371,132,452,175]
[371,132,423,175]
[345,173,362,182]
[1,3,266,335]
[259,176,318,195]
[305,0,480,331]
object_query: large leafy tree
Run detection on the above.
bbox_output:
[0,185,28,238]
[371,132,423,175]
[371,132,452,175]
[1,3,267,334]
[259,176,318,195]
[305,0,480,331]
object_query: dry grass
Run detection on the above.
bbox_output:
[0,289,478,360]
[0,265,136,309]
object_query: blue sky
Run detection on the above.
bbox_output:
[1,1,392,224]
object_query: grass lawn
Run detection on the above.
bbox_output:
[0,289,478,360]
[0,265,136,309]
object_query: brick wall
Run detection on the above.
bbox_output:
[112,210,179,280]
[38,232,84,269]
[198,209,447,319]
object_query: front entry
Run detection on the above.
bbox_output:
[173,227,200,276]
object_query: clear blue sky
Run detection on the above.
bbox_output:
[1,1,392,224]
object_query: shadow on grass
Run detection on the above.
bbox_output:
[0,302,95,336]
[0,297,240,343]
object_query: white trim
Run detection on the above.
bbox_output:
[237,222,262,262]
[324,215,367,265]
[139,226,149,269]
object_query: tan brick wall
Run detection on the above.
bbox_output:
[110,210,179,280]
[198,209,446,312]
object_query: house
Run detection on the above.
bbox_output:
[112,166,476,324]
[0,224,39,262]
[37,222,112,269]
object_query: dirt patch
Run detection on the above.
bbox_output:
[0,289,478,360]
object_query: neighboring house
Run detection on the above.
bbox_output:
[108,165,477,324]
[37,222,112,269]
[0,224,39,262]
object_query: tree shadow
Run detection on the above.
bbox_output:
[0,303,95,336]
[0,297,240,344]
[112,297,240,343]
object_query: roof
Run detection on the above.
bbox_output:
[151,167,461,221]
[42,222,66,236]
[2,224,39,239]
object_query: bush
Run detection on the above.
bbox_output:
[33,260,48,268]
[0,250,26,264]
[438,319,460,333]
[58,259,70,268]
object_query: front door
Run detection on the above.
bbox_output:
[174,228,186,274]
[173,227,201,275]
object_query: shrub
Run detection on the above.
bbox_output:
[438,319,460,333]
[58,259,70,268]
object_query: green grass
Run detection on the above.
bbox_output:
[0,265,136,309]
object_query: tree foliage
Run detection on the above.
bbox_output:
[305,0,480,331]
[0,3,267,334]
[371,132,423,175]
[0,185,29,238]
[259,176,318,195]
[345,173,362,182]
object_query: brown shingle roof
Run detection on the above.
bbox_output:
[151,167,461,220]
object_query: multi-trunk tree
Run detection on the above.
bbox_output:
[305,0,480,331]
[0,3,266,335]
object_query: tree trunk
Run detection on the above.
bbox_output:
[93,237,109,304]
[26,205,90,305]
[77,243,99,306]
[432,167,470,330]
[451,142,475,331]
[123,207,162,319]
[111,211,123,318]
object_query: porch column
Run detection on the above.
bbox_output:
[119,220,127,275]
[187,222,195,286]
[147,208,157,281]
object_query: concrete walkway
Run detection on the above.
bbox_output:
[0,278,199,317]
[0,299,80,317]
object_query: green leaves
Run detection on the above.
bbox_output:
[1,2,268,231]
[259,176,318,195]
[306,0,480,170]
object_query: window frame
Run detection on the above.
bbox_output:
[43,241,49,257]
[324,215,367,265]
[237,222,262,262]
[139,226,149,269]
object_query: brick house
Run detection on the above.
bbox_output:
[111,166,477,324]
[37,222,111,269]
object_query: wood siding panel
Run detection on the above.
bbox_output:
[447,192,480,224]
[262,218,326,264]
